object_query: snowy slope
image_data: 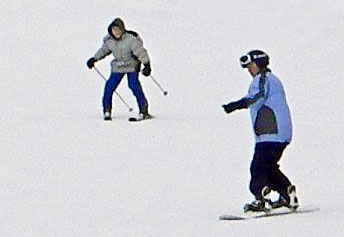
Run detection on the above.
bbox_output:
[1,0,344,236]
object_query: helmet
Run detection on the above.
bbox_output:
[240,50,269,69]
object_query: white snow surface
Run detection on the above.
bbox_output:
[1,0,344,236]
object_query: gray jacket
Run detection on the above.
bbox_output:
[94,33,150,73]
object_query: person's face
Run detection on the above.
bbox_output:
[112,26,123,39]
[247,62,260,77]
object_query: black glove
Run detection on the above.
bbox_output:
[222,99,249,114]
[142,63,151,76]
[222,103,237,114]
[86,57,96,69]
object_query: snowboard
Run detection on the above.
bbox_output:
[219,205,319,221]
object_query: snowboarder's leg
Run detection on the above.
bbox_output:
[244,143,274,212]
[102,72,124,117]
[127,71,149,115]
[267,143,291,192]
[249,143,272,200]
[269,165,291,192]
[258,142,299,210]
[266,143,297,206]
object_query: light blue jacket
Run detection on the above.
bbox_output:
[244,71,292,143]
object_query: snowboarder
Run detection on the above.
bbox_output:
[87,18,152,121]
[222,50,299,212]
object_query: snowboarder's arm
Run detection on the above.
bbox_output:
[222,76,267,114]
[222,98,249,114]
[244,76,266,106]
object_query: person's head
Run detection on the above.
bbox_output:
[240,50,269,76]
[108,18,126,39]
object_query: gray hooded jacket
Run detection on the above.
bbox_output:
[93,18,150,73]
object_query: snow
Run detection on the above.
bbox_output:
[1,0,344,236]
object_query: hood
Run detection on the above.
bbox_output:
[108,18,126,39]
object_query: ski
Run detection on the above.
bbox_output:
[219,205,319,221]
[128,115,154,122]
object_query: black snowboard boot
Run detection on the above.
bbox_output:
[244,187,272,213]
[271,185,299,210]
[287,185,299,210]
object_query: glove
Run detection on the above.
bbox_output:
[222,98,249,114]
[86,57,96,69]
[142,63,151,76]
[222,103,237,114]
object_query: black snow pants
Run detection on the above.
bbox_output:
[249,142,292,200]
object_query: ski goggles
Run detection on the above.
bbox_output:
[240,55,252,68]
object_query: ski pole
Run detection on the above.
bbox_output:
[93,66,133,112]
[149,75,168,96]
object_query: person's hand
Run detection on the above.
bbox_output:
[222,103,237,114]
[86,57,96,69]
[142,63,151,76]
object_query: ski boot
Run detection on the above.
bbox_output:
[271,185,299,210]
[138,112,153,120]
[129,111,153,122]
[103,110,112,121]
[244,186,272,213]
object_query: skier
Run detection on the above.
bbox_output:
[87,18,152,121]
[222,50,299,212]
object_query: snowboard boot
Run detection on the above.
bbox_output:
[287,185,299,210]
[270,196,288,209]
[244,186,272,213]
[271,185,299,210]
[103,110,112,121]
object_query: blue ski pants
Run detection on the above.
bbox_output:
[249,142,292,200]
[103,72,148,113]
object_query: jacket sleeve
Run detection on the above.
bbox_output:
[223,74,268,113]
[94,36,112,61]
[243,74,267,107]
[131,35,150,64]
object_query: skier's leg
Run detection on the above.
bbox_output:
[127,71,149,114]
[102,72,124,113]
